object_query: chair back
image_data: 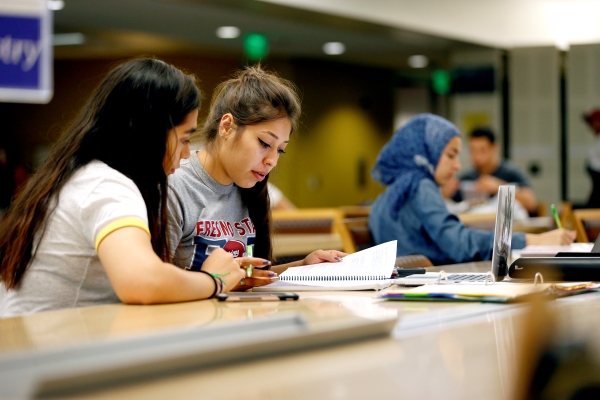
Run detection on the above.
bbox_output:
[340,217,374,253]
[573,209,600,243]
[272,208,341,234]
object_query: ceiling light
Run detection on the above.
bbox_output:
[216,26,241,39]
[323,42,345,55]
[47,0,65,11]
[53,33,85,46]
[408,55,429,68]
[555,39,569,51]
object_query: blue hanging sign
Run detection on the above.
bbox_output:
[0,0,53,103]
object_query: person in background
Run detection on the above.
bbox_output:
[0,58,261,317]
[167,65,345,282]
[442,174,530,220]
[267,182,296,210]
[454,127,538,215]
[369,114,576,265]
[583,108,600,207]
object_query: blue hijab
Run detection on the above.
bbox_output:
[372,113,460,218]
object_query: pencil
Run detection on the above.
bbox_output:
[551,204,562,229]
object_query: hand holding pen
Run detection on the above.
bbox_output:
[234,257,278,290]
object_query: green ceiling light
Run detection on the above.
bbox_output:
[432,69,450,95]
[244,33,269,60]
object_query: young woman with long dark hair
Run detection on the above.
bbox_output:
[0,58,254,317]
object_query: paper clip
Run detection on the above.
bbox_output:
[484,271,496,285]
[533,272,544,286]
[437,270,449,284]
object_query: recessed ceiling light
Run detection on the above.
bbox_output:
[53,33,85,46]
[216,26,241,39]
[47,0,65,11]
[408,55,429,68]
[323,42,345,55]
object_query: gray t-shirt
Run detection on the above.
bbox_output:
[167,151,254,271]
[1,161,149,317]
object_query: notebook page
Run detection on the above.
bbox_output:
[280,240,397,281]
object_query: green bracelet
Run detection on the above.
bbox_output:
[208,272,230,279]
[208,272,229,294]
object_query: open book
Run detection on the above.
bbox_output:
[253,241,397,292]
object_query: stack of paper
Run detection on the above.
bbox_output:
[382,281,598,303]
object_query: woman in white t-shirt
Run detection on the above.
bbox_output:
[0,58,260,317]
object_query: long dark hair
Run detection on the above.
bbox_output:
[201,65,301,261]
[0,58,201,289]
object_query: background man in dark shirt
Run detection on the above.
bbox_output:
[454,127,538,214]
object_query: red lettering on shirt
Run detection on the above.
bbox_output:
[219,221,234,237]
[195,221,204,235]
[241,217,256,234]
[234,222,246,236]
[197,219,254,238]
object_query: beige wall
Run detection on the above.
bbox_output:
[0,55,394,208]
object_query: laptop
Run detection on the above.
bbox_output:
[397,185,516,285]
[508,226,600,281]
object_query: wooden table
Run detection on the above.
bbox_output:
[1,263,599,399]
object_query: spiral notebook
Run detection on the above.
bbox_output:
[253,241,397,292]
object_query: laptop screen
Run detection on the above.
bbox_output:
[491,185,516,278]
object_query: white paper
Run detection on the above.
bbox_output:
[279,240,397,282]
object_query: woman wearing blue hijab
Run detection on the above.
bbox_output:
[369,114,575,265]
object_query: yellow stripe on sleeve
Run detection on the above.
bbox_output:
[95,217,151,251]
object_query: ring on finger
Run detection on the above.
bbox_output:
[240,278,246,285]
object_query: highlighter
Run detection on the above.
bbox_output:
[551,204,562,229]
[246,244,254,277]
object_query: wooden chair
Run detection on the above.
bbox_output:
[339,217,374,253]
[338,205,371,219]
[271,208,343,234]
[536,201,548,217]
[559,201,573,230]
[572,209,600,243]
[271,208,346,260]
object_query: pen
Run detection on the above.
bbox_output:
[246,244,254,277]
[551,204,562,229]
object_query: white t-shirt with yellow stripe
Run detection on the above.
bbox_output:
[0,160,149,317]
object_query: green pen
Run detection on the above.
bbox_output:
[246,244,254,277]
[551,204,562,229]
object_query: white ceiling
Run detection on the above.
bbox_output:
[51,0,488,69]
[260,0,600,49]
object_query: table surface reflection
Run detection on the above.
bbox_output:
[1,262,600,399]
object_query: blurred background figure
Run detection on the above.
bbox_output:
[268,182,296,210]
[583,108,600,207]
[453,127,538,215]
